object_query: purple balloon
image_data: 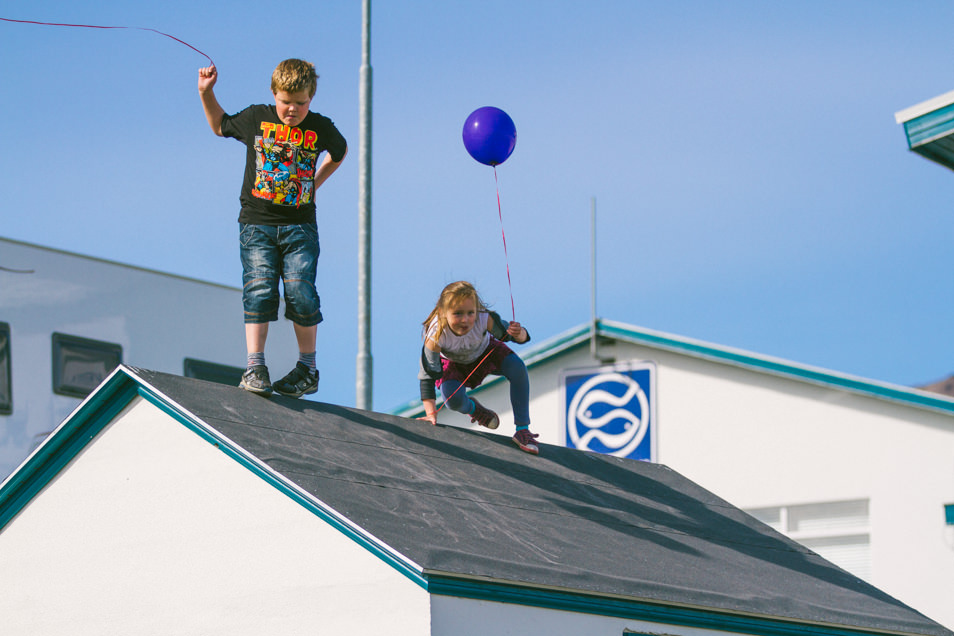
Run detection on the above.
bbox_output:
[462,106,517,166]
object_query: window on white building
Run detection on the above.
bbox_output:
[0,323,10,414]
[51,333,122,398]
[745,499,870,581]
[183,358,244,387]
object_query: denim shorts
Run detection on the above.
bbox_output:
[239,223,323,326]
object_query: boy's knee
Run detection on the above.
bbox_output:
[282,278,322,325]
[243,274,280,322]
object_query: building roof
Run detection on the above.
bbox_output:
[391,319,954,418]
[0,235,240,291]
[895,89,954,172]
[2,366,950,636]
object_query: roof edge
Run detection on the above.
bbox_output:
[134,371,430,588]
[594,319,954,416]
[0,366,140,530]
[426,574,949,636]
[895,89,954,124]
[127,367,431,588]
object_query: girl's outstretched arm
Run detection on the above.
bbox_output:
[417,338,442,424]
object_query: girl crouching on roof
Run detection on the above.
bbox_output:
[417,281,539,455]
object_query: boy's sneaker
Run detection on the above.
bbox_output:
[273,362,319,398]
[512,429,540,455]
[469,398,500,429]
[240,365,273,396]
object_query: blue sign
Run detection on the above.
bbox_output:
[562,363,655,460]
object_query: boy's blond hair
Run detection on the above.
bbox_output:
[271,59,319,97]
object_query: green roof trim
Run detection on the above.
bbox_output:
[426,575,908,636]
[901,100,954,149]
[389,319,954,418]
[895,90,954,172]
[0,372,138,530]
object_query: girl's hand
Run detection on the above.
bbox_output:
[418,399,438,425]
[507,321,527,343]
[418,412,438,426]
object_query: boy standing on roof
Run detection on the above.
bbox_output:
[198,59,347,398]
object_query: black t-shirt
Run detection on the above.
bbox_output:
[221,104,347,225]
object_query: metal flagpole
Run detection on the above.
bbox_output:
[356,0,373,409]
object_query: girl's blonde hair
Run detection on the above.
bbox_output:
[422,281,488,341]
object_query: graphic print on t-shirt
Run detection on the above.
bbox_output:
[252,135,318,206]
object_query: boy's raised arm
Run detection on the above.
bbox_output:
[198,65,225,137]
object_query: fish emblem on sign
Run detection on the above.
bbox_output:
[563,364,654,460]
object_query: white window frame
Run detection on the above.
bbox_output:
[745,499,871,581]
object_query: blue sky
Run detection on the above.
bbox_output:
[2,1,952,412]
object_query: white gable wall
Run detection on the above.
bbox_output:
[432,337,954,629]
[0,396,430,635]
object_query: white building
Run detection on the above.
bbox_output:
[1,365,949,636]
[0,236,298,480]
[393,318,954,629]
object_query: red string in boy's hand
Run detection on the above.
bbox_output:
[0,17,214,65]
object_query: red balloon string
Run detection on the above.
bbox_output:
[493,165,516,322]
[0,16,214,65]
